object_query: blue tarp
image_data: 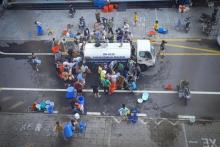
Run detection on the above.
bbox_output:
[93,0,107,8]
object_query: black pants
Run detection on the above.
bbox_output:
[108,28,114,35]
[103,86,109,95]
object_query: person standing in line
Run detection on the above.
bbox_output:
[133,12,139,26]
[92,83,101,98]
[102,77,111,96]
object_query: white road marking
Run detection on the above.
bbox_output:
[137,113,147,117]
[112,116,121,123]
[167,120,179,126]
[139,118,147,125]
[87,112,101,116]
[35,123,42,132]
[154,119,165,125]
[0,51,53,56]
[1,87,220,95]
[182,123,189,147]
[188,140,198,144]
[9,101,24,110]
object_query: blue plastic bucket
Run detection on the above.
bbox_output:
[37,25,43,36]
[64,123,73,138]
[78,96,85,104]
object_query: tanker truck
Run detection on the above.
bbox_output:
[83,39,156,70]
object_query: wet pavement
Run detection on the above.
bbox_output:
[0,6,220,147]
[1,40,220,119]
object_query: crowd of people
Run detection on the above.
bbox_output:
[97,59,141,95]
[51,11,144,96]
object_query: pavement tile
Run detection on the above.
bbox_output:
[0,112,219,147]
[0,8,219,41]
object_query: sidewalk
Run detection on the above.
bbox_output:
[0,112,220,147]
[0,7,218,41]
[0,113,183,147]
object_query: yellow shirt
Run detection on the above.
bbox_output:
[54,125,63,133]
[134,15,138,22]
[154,23,159,30]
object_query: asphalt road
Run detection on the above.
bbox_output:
[0,40,220,119]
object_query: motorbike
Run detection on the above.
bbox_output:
[177,80,191,105]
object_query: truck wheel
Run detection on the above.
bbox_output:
[139,64,148,72]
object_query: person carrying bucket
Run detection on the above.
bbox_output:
[31,53,41,72]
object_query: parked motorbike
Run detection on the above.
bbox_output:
[177,80,191,105]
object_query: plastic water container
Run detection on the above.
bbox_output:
[79,121,87,133]
[78,96,85,105]
[132,82,137,90]
[157,27,168,34]
[37,25,43,36]
[142,91,149,101]
[66,86,75,99]
[64,123,73,138]
[47,105,54,114]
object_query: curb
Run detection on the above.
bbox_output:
[0,112,219,122]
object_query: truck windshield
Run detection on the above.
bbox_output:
[139,51,152,59]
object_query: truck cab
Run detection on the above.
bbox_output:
[136,39,156,70]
